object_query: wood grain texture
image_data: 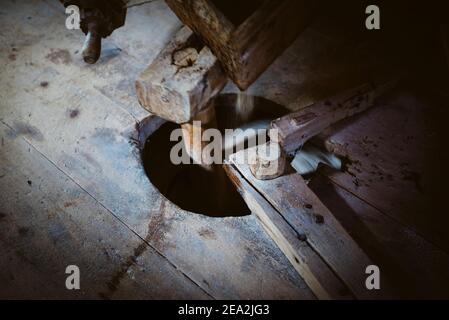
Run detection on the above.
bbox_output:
[318,89,449,252]
[136,26,228,124]
[0,123,209,299]
[165,0,235,70]
[166,0,315,90]
[0,0,315,299]
[5,0,446,300]
[270,83,376,154]
[224,163,352,300]
[229,147,395,299]
[230,0,316,89]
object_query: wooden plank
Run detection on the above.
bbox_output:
[270,83,376,154]
[166,0,315,90]
[228,146,395,299]
[224,163,352,300]
[309,174,449,299]
[248,142,287,180]
[0,122,209,299]
[165,0,234,49]
[23,0,183,121]
[230,0,316,89]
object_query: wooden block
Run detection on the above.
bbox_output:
[166,0,316,90]
[227,146,395,299]
[224,162,353,300]
[318,90,449,253]
[135,26,228,124]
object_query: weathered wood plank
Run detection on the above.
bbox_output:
[270,83,376,154]
[0,76,314,299]
[318,90,449,252]
[224,163,352,300]
[0,123,209,299]
[229,147,395,299]
[17,0,182,121]
[230,0,316,89]
[309,174,449,299]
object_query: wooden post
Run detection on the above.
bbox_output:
[269,82,398,155]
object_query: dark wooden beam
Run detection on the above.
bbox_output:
[165,0,316,90]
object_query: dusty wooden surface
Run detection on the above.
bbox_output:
[1,0,448,299]
[0,123,209,299]
[0,0,314,299]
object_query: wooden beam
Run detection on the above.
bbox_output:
[227,146,395,299]
[248,142,287,180]
[270,83,377,154]
[166,0,316,90]
[180,101,217,169]
[230,0,316,89]
[135,26,228,124]
[224,162,352,300]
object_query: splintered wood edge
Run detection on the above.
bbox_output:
[224,160,353,300]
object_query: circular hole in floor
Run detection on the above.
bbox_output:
[142,94,289,217]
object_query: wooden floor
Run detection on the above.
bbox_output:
[1,0,448,299]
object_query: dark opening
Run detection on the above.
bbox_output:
[142,94,288,217]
